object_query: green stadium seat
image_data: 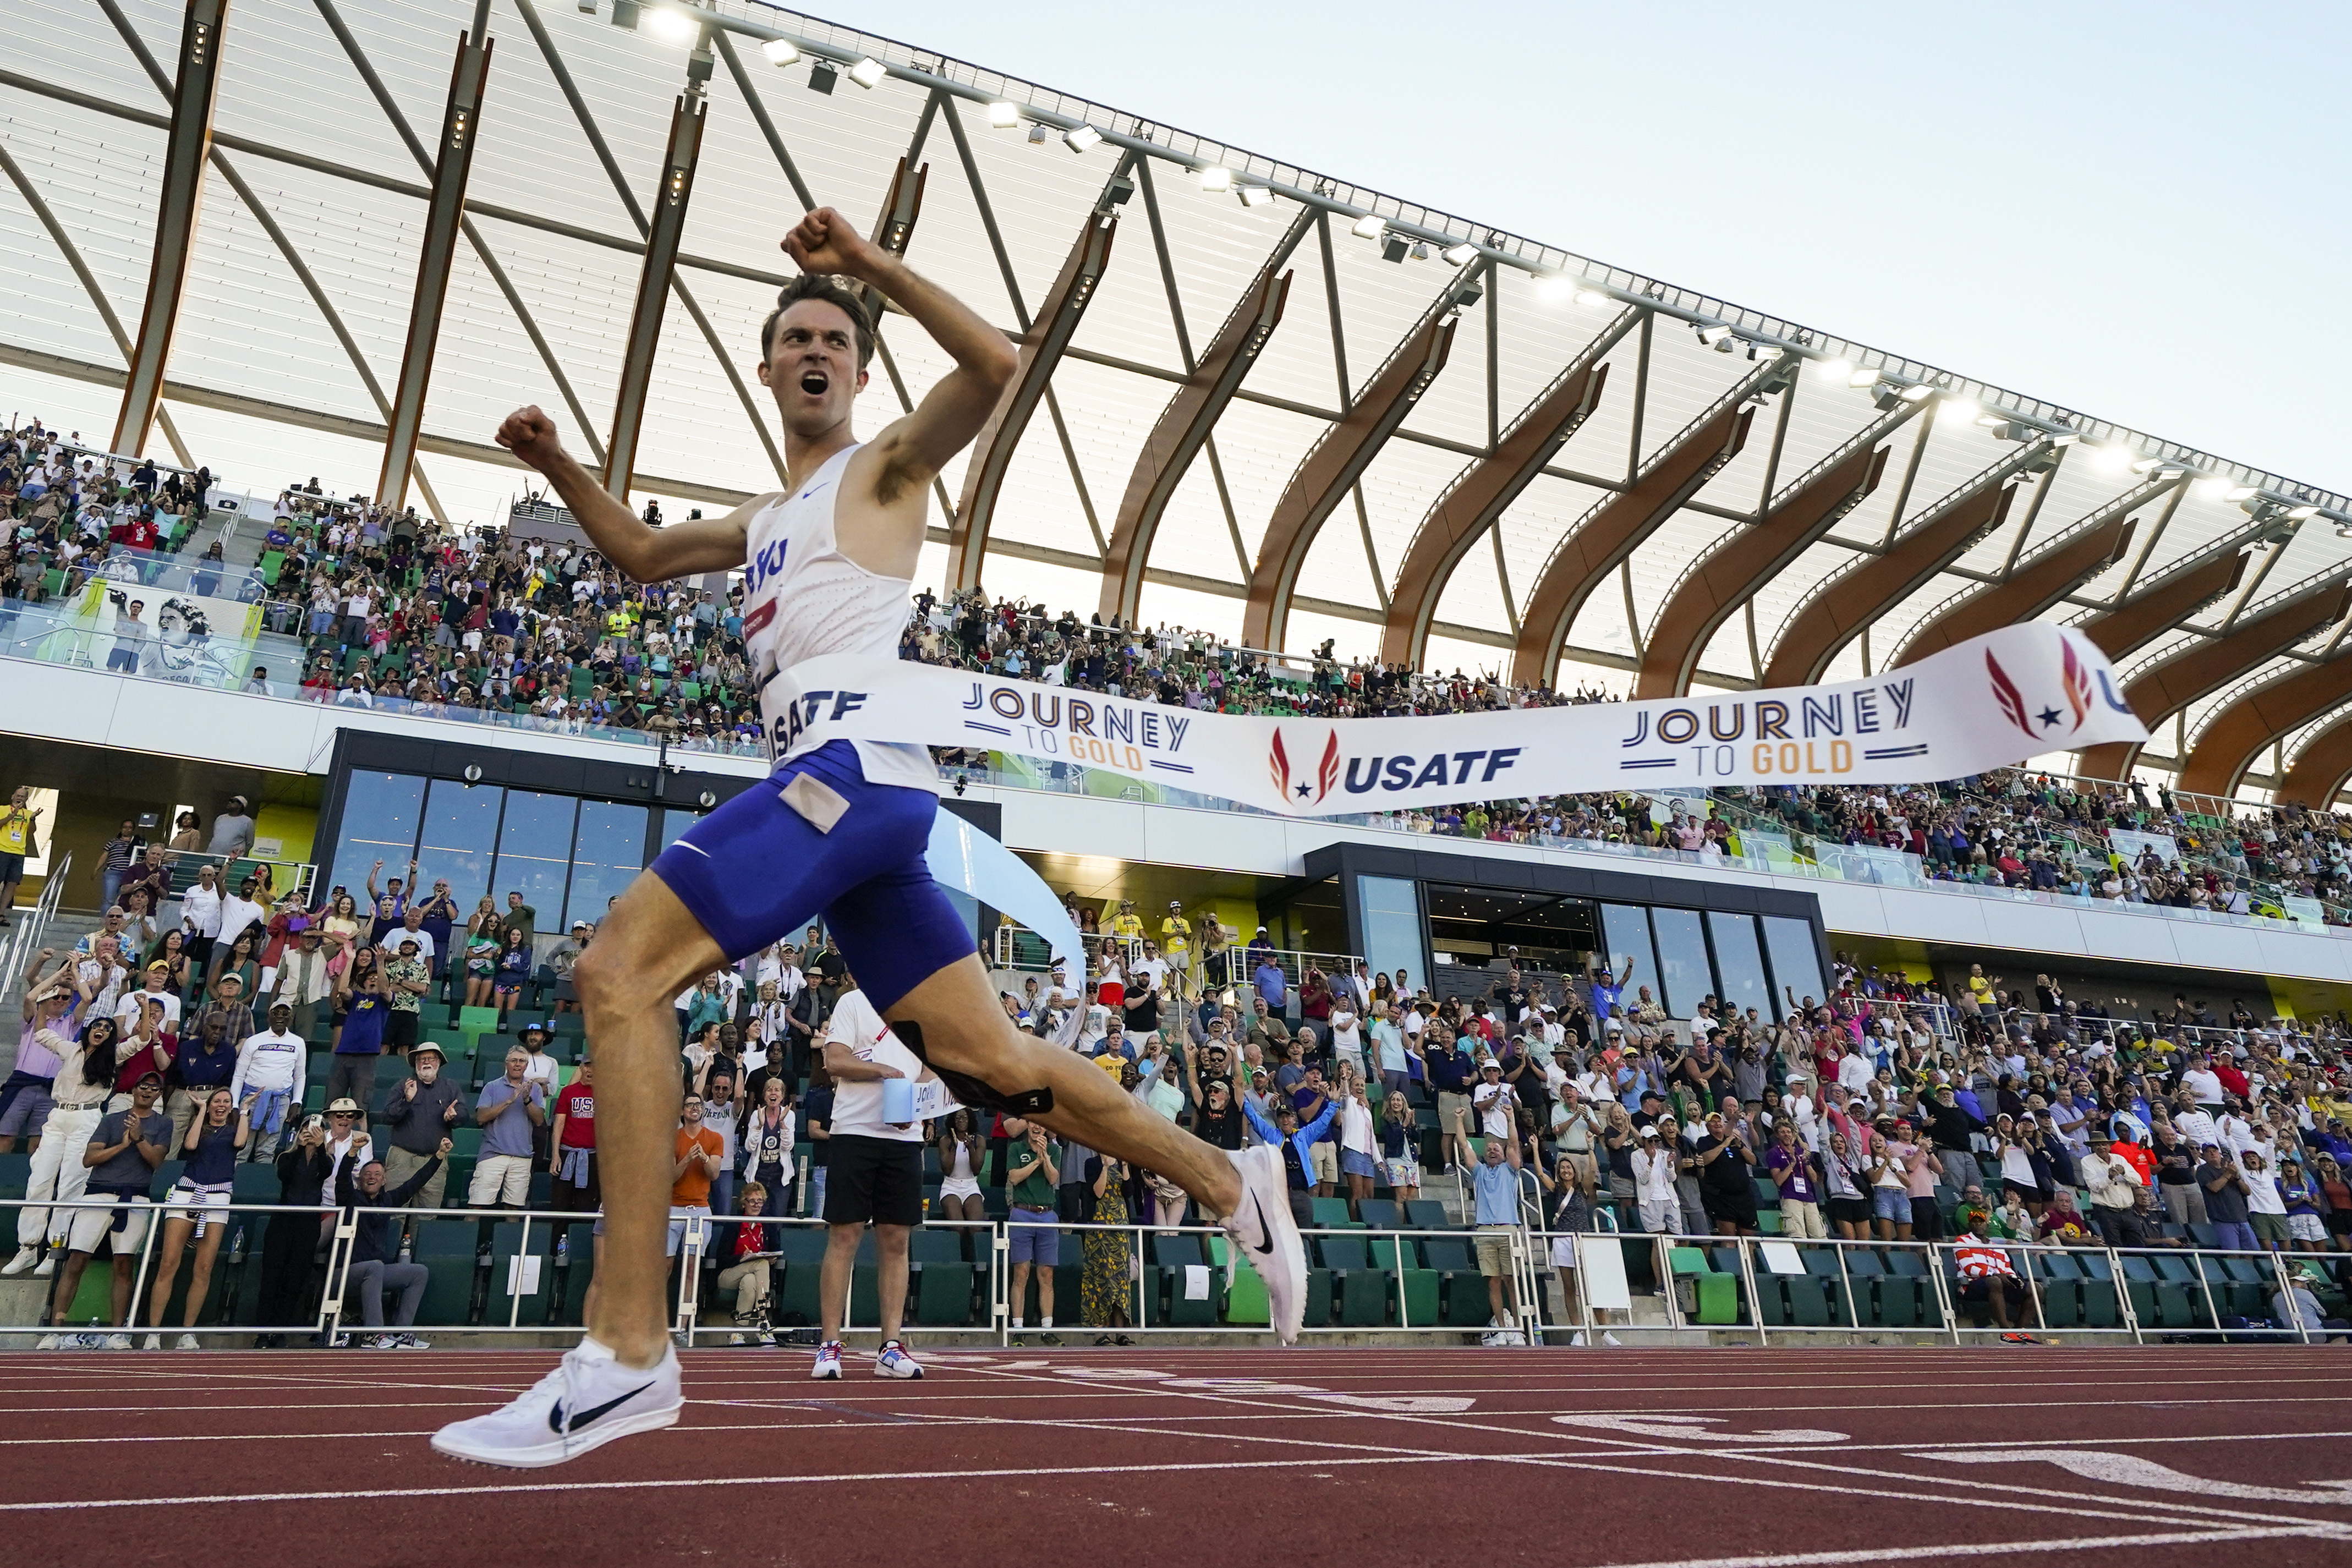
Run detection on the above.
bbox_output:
[1149,1232,1218,1326]
[1210,1236,1271,1326]
[1357,1198,1400,1232]
[1402,1199,1450,1230]
[0,1152,34,1202]
[1309,1197,1356,1230]
[1317,1235,1386,1326]
[911,1227,975,1326]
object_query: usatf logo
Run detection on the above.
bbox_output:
[1986,635,2099,740]
[1269,728,1341,805]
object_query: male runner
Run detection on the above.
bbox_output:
[431,208,1304,1469]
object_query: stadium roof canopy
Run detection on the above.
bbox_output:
[6,0,2352,797]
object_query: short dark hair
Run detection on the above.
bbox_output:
[760,273,876,369]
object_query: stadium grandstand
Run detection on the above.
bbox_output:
[2,0,2350,1558]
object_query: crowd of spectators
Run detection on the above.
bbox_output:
[12,839,2352,1349]
[10,416,2352,934]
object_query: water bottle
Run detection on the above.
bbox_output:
[553,1233,568,1263]
[228,1225,247,1265]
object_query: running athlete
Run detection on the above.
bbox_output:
[431,208,1304,1469]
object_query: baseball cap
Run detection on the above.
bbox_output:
[1639,1126,1660,1139]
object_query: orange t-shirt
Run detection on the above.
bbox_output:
[673,1125,723,1205]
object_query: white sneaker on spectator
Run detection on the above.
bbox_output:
[874,1339,923,1379]
[34,1333,59,1350]
[142,1334,163,1351]
[394,1333,430,1350]
[367,1334,397,1349]
[1220,1144,1307,1345]
[728,1333,746,1346]
[1569,1331,1588,1346]
[32,1253,54,1278]
[1,1247,37,1276]
[105,1334,133,1350]
[1601,1331,1622,1347]
[810,1340,843,1380]
[175,1334,199,1351]
[430,1337,681,1469]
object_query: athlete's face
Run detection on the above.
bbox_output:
[759,299,868,437]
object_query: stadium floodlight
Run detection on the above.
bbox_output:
[1027,123,1049,143]
[2285,504,2321,520]
[1530,272,1572,304]
[2049,431,2081,447]
[1350,212,1386,240]
[1574,286,1613,308]
[1940,396,1978,424]
[2091,444,2134,473]
[643,5,698,43]
[1063,124,1102,152]
[2129,456,2165,474]
[1384,236,1410,264]
[1896,382,1934,401]
[2192,475,2233,501]
[1442,242,1479,266]
[846,56,888,88]
[761,37,800,65]
[1237,184,1274,209]
[1410,241,1432,262]
[1817,357,1854,383]
[2224,485,2258,501]
[1198,166,1235,193]
[1695,322,1735,347]
[808,59,837,92]
[610,0,640,26]
[988,101,1021,128]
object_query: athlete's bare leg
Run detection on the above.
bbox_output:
[569,874,726,1369]
[884,958,1244,1216]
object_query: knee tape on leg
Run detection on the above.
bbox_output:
[891,1020,1054,1117]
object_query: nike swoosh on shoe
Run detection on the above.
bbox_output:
[1249,1194,1275,1256]
[548,1381,655,1434]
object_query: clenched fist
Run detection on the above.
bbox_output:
[782,208,882,281]
[495,405,566,474]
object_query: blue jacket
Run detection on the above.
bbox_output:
[1242,1094,1336,1191]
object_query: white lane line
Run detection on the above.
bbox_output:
[0,1453,1493,1511]
[945,1363,2304,1537]
[1569,1527,2327,1568]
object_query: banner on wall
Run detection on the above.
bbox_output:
[768,622,2147,818]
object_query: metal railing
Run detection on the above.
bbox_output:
[0,851,69,996]
[1520,1226,2334,1347]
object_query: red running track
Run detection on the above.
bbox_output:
[3,1345,2351,1566]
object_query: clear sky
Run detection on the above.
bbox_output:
[832,0,2352,497]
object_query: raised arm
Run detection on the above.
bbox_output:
[493,409,757,585]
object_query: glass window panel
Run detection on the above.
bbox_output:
[1762,915,1828,1020]
[327,772,423,905]
[419,780,503,920]
[1706,912,1771,1025]
[1649,906,1711,1019]
[1597,904,1658,1019]
[1356,875,1423,995]
[491,792,577,951]
[567,801,651,931]
[659,809,701,854]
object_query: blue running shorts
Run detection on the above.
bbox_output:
[649,740,976,1013]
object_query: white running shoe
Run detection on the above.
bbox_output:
[1220,1144,1307,1345]
[175,1334,199,1351]
[430,1338,682,1469]
[32,1253,54,1278]
[34,1333,59,1350]
[874,1339,923,1379]
[105,1334,132,1351]
[1601,1331,1623,1347]
[393,1333,430,1350]
[727,1333,745,1346]
[810,1340,843,1380]
[1,1247,38,1277]
[142,1334,162,1351]
[1569,1331,1588,1346]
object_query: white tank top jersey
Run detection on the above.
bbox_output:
[740,442,937,793]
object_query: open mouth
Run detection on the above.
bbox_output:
[799,371,830,396]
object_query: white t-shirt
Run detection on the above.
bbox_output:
[180,884,224,939]
[116,986,182,1032]
[380,925,436,960]
[824,989,928,1143]
[2180,1067,2224,1105]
